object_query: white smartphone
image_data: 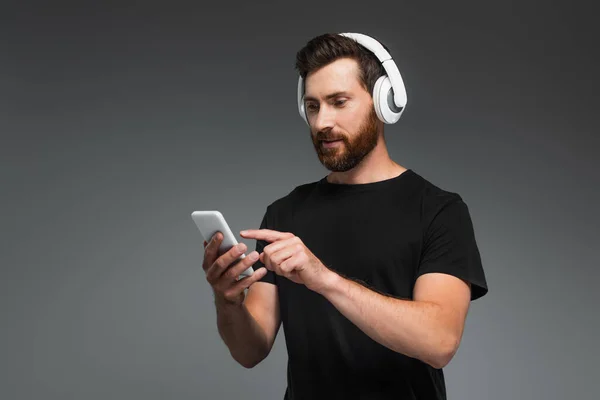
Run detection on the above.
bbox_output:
[191,210,254,280]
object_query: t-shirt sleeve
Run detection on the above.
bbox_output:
[253,206,276,285]
[417,198,488,300]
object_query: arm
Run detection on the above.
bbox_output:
[316,270,471,369]
[216,281,280,368]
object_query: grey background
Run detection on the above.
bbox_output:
[2,1,598,399]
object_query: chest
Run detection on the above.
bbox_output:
[286,196,423,299]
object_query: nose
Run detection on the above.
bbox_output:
[312,105,335,132]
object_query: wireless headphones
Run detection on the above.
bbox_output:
[297,32,408,126]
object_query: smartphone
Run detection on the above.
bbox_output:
[191,210,254,280]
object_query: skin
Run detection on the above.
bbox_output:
[204,57,472,370]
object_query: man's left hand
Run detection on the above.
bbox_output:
[239,229,332,292]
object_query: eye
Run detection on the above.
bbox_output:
[334,99,347,107]
[306,103,319,112]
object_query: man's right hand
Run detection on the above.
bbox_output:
[203,232,268,306]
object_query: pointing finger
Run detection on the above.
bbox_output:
[240,229,293,242]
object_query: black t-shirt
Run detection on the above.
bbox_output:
[252,168,488,400]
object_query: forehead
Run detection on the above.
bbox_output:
[304,58,363,101]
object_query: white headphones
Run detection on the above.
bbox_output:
[297,32,408,126]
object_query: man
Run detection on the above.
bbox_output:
[202,33,488,399]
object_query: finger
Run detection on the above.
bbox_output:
[279,252,304,274]
[259,252,270,270]
[224,250,260,282]
[209,231,222,249]
[202,232,222,271]
[263,236,301,256]
[206,242,247,282]
[262,238,301,271]
[221,267,267,302]
[240,229,293,243]
[269,243,302,268]
[232,267,268,291]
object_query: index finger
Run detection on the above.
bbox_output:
[239,229,290,242]
[202,232,222,269]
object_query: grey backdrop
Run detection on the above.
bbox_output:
[2,1,598,399]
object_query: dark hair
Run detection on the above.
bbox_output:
[295,33,389,96]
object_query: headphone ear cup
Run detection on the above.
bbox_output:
[373,75,402,124]
[299,100,308,125]
[297,76,309,125]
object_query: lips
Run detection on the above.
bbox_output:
[321,139,343,148]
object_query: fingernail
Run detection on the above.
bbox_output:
[248,251,258,261]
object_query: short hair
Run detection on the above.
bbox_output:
[295,33,389,96]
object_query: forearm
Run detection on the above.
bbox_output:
[317,272,458,369]
[215,296,270,368]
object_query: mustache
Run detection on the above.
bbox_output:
[316,133,345,142]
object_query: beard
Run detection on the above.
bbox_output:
[311,107,380,172]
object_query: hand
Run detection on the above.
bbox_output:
[202,231,267,306]
[239,229,332,293]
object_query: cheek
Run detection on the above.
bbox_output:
[346,105,371,129]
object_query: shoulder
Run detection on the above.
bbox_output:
[409,170,470,224]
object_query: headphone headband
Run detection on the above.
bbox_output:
[338,33,407,110]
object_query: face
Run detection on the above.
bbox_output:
[303,58,381,172]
